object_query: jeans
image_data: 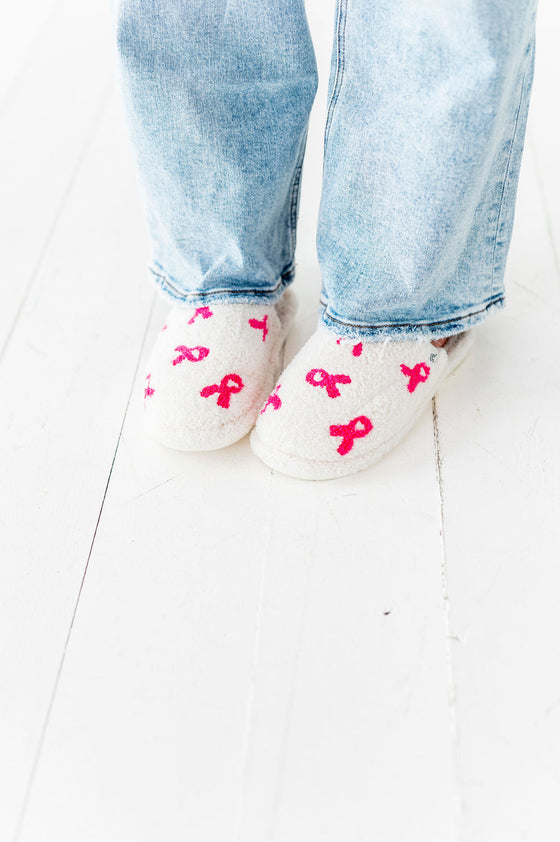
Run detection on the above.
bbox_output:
[116,0,537,341]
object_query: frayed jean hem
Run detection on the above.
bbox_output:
[319,294,505,342]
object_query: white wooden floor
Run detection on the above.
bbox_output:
[1,2,559,840]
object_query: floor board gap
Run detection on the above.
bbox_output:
[12,291,157,842]
[0,79,113,366]
[527,134,560,281]
[0,0,65,117]
[432,396,463,841]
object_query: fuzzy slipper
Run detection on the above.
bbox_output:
[250,326,474,480]
[143,290,296,450]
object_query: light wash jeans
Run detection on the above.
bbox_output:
[116,0,537,341]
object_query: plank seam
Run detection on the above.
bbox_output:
[527,132,560,282]
[13,291,157,842]
[0,0,65,118]
[0,77,114,368]
[235,469,275,842]
[267,499,320,841]
[432,396,463,842]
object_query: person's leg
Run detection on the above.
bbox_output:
[251,0,538,479]
[317,0,537,342]
[116,0,318,450]
[116,0,317,306]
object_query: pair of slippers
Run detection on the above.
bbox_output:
[143,290,473,480]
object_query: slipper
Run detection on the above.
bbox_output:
[143,289,296,450]
[250,326,474,479]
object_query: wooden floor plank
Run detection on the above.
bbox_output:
[0,0,61,109]
[527,0,560,272]
[0,0,116,354]
[0,96,153,841]
[434,125,560,841]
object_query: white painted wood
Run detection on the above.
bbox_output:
[16,389,277,842]
[0,96,153,841]
[432,105,560,842]
[527,0,560,268]
[0,0,115,354]
[0,0,61,109]
[236,463,458,842]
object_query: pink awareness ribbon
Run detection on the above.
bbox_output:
[260,384,281,414]
[336,338,363,356]
[187,306,213,325]
[400,362,430,393]
[248,315,268,342]
[329,415,373,455]
[144,373,155,399]
[172,345,210,365]
[200,373,244,408]
[306,368,352,398]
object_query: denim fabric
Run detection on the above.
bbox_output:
[116,0,537,341]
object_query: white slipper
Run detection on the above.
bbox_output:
[143,289,296,450]
[250,326,474,480]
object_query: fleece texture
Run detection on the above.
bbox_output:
[250,326,474,480]
[143,290,296,450]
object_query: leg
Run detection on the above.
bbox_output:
[317,0,537,342]
[116,0,318,305]
[251,0,538,479]
[116,0,318,450]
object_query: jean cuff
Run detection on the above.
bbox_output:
[149,263,295,308]
[318,294,505,342]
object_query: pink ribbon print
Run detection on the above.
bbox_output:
[306,368,351,398]
[329,415,373,455]
[200,373,244,408]
[144,373,155,400]
[172,345,210,366]
[260,384,281,414]
[400,362,430,393]
[336,338,363,357]
[187,306,213,325]
[248,315,268,342]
